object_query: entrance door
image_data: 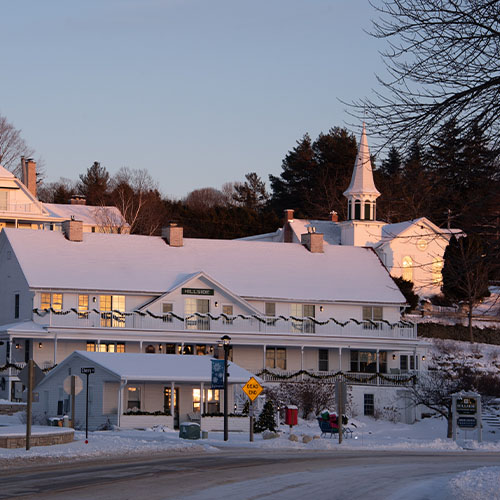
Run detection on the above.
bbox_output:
[164,387,180,429]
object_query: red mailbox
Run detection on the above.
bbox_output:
[285,405,298,427]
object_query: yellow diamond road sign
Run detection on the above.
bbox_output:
[242,377,263,401]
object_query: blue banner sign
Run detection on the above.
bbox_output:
[211,359,225,389]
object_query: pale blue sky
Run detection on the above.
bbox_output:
[2,0,384,199]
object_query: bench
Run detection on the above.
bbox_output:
[317,418,353,438]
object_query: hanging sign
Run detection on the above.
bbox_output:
[211,359,225,389]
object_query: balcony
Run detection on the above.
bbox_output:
[32,309,417,340]
[0,203,37,214]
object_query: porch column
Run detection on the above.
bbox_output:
[200,382,205,415]
[300,347,304,370]
[181,342,184,355]
[338,347,342,371]
[139,340,143,353]
[376,349,380,386]
[8,339,13,363]
[263,345,266,370]
[53,334,57,364]
[171,381,175,420]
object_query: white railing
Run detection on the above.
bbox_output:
[33,310,417,339]
[261,370,418,386]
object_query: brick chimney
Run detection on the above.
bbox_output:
[330,210,339,222]
[301,227,324,253]
[284,209,294,243]
[20,157,37,198]
[162,222,183,247]
[70,194,86,205]
[62,217,83,242]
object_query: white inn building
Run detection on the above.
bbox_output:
[0,219,426,421]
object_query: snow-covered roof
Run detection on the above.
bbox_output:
[288,219,342,245]
[343,124,380,198]
[43,203,127,227]
[2,228,405,304]
[0,165,15,179]
[61,351,255,383]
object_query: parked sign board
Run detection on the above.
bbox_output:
[457,417,477,429]
[456,397,477,415]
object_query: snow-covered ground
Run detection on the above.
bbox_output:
[1,409,500,498]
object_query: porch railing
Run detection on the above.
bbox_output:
[33,309,416,340]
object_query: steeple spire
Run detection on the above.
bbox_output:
[343,124,380,221]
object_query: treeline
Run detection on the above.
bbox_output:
[38,120,499,248]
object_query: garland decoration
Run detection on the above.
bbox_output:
[256,368,417,385]
[0,362,57,373]
[32,308,414,329]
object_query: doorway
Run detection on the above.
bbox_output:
[164,387,180,429]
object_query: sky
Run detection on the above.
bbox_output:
[1,0,385,199]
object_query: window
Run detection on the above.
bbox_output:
[100,295,125,327]
[0,189,8,211]
[266,347,286,370]
[432,258,443,285]
[78,294,89,319]
[319,349,329,371]
[364,202,371,220]
[222,305,233,324]
[127,386,141,410]
[41,292,62,310]
[362,306,383,329]
[354,200,361,220]
[347,200,352,220]
[88,342,124,352]
[400,355,417,372]
[52,294,63,311]
[164,387,177,414]
[185,298,210,330]
[192,388,201,412]
[364,394,374,416]
[162,303,173,322]
[265,303,276,316]
[14,294,19,319]
[402,256,413,282]
[165,344,176,354]
[145,344,156,353]
[291,304,315,333]
[196,344,206,355]
[204,389,220,415]
[350,351,386,373]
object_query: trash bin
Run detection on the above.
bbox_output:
[179,422,201,440]
[62,415,69,427]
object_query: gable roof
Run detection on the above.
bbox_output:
[0,165,15,179]
[2,228,405,304]
[41,351,256,384]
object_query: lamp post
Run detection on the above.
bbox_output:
[221,335,231,441]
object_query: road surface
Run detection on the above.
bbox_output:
[1,448,499,499]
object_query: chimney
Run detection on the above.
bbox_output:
[62,217,83,242]
[284,209,294,243]
[301,227,324,253]
[70,194,87,205]
[21,157,37,198]
[330,210,338,222]
[162,222,183,247]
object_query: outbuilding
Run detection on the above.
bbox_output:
[32,351,256,431]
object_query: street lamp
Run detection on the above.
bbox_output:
[220,335,231,441]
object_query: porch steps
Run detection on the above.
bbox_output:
[482,408,500,429]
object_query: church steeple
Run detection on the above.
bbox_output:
[343,123,380,221]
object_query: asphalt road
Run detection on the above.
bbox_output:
[1,449,499,500]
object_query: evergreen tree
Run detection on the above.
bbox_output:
[380,146,402,177]
[254,400,277,433]
[392,276,419,311]
[79,161,110,205]
[233,172,269,211]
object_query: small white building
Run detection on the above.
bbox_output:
[33,351,255,431]
[241,125,462,297]
[0,161,127,234]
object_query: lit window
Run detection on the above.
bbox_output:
[41,293,51,310]
[86,342,95,352]
[78,295,89,319]
[100,295,125,327]
[266,347,286,370]
[193,388,201,412]
[402,256,413,282]
[432,258,443,285]
[52,294,63,311]
[127,386,141,410]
